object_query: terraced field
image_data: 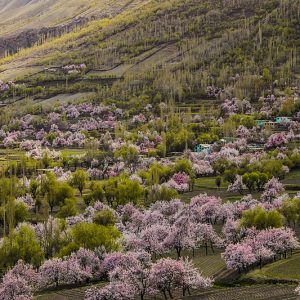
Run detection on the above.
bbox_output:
[37,284,298,300]
[187,285,298,300]
[244,252,300,282]
[36,282,107,300]
[195,254,226,278]
[36,288,86,300]
[180,185,242,204]
[186,249,227,279]
[283,169,300,185]
[34,92,96,105]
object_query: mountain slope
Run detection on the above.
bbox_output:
[0,0,299,104]
[0,0,149,59]
[0,0,145,36]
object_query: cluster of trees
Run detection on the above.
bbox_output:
[281,198,300,227]
[241,206,284,230]
[222,227,299,271]
[87,254,212,300]
[0,249,212,300]
[0,170,298,298]
[241,172,269,193]
[0,220,120,270]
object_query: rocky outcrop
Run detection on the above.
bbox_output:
[0,17,91,57]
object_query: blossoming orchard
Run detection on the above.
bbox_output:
[0,87,299,300]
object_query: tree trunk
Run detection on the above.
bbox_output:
[210,242,215,253]
[259,258,262,269]
[163,291,168,300]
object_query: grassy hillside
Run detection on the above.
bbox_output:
[0,0,147,36]
[244,252,300,281]
[0,0,300,104]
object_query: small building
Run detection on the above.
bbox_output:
[194,144,212,154]
[256,117,292,128]
[256,120,277,128]
[247,143,264,152]
[275,116,292,124]
[223,137,238,143]
[256,120,266,127]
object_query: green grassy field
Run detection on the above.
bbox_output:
[168,248,227,278]
[193,252,226,278]
[283,168,300,185]
[60,149,86,156]
[187,284,298,300]
[36,283,298,300]
[244,252,300,282]
[180,177,244,203]
[35,282,106,300]
[195,177,228,189]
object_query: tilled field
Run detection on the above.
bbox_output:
[186,285,298,300]
[36,284,298,300]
